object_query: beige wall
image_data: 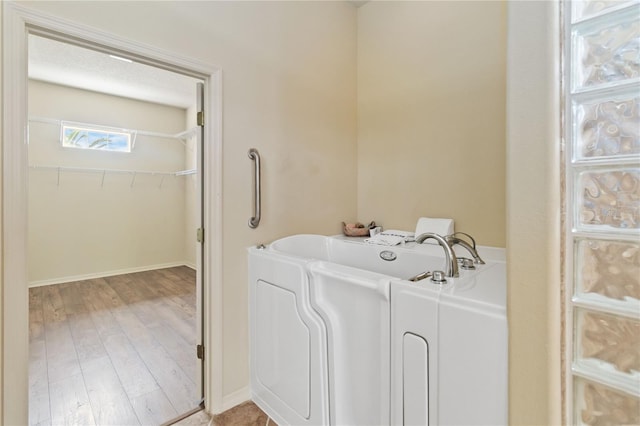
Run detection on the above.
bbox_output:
[506,1,561,425]
[28,80,189,284]
[357,1,506,247]
[12,0,358,400]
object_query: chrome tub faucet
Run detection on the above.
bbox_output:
[415,232,459,278]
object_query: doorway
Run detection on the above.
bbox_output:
[2,4,223,425]
[27,34,204,425]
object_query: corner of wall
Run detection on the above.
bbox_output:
[506,1,562,424]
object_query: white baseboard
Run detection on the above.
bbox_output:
[29,261,193,288]
[184,262,197,270]
[218,386,250,414]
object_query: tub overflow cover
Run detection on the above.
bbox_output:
[379,250,397,261]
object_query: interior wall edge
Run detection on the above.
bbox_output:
[506,1,562,425]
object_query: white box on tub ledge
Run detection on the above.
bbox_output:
[248,234,507,426]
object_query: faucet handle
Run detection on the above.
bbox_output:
[408,271,432,282]
[431,270,447,284]
[459,258,476,270]
[446,232,477,249]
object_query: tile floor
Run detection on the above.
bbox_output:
[173,401,275,426]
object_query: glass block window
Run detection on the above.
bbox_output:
[575,238,640,304]
[565,1,640,424]
[574,377,640,426]
[572,91,640,161]
[575,168,640,231]
[571,6,639,92]
[62,124,132,153]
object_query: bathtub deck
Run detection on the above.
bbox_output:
[28,266,199,426]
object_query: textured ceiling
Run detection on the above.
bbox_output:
[28,35,200,109]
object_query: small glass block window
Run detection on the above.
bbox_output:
[572,7,640,92]
[572,92,640,161]
[62,125,132,153]
[575,308,640,374]
[574,377,640,426]
[575,238,640,303]
[572,0,638,22]
[576,168,640,231]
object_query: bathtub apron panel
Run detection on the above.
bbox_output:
[255,280,309,416]
[438,297,507,424]
[309,261,391,426]
[248,252,329,426]
[390,283,440,426]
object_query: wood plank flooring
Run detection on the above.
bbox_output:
[29,266,199,426]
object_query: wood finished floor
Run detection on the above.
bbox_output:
[29,266,200,426]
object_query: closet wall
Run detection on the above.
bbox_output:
[28,80,192,285]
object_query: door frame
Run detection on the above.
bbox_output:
[1,3,224,424]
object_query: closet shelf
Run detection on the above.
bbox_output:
[30,164,197,177]
[28,116,199,141]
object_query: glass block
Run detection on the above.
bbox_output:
[573,0,639,22]
[575,377,640,426]
[576,238,640,303]
[576,168,640,231]
[572,8,640,91]
[575,309,640,374]
[573,92,640,160]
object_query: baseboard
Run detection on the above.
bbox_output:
[184,262,197,270]
[218,386,250,414]
[29,261,193,288]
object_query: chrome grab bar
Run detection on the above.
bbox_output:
[248,148,261,228]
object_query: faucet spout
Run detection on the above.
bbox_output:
[415,232,459,278]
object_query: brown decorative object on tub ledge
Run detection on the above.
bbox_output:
[342,221,376,237]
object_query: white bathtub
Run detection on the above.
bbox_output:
[248,234,507,426]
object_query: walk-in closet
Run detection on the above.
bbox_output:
[27,35,204,426]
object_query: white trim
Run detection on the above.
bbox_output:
[219,386,251,414]
[28,262,193,288]
[204,50,225,417]
[2,2,225,424]
[184,262,197,271]
[2,3,30,424]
